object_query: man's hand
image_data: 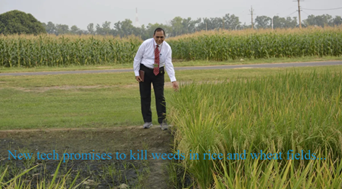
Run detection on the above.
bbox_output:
[172,81,179,91]
[135,76,142,82]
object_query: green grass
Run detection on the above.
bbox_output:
[168,69,342,188]
[0,55,340,73]
[0,65,341,130]
[0,65,341,88]
[0,87,144,129]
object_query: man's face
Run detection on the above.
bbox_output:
[153,31,165,45]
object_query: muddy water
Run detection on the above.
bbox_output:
[0,126,173,189]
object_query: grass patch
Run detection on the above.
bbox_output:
[0,56,340,73]
[0,87,144,129]
[0,65,340,88]
[0,65,341,130]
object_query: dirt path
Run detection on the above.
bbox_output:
[0,126,173,188]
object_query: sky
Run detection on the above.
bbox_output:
[0,0,341,30]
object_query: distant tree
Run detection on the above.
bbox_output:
[187,18,201,33]
[113,19,141,37]
[196,16,231,31]
[139,23,168,40]
[303,14,317,26]
[95,24,103,35]
[0,10,46,35]
[222,14,240,30]
[55,24,69,35]
[41,22,47,31]
[45,21,56,34]
[138,24,146,38]
[181,17,193,34]
[196,18,207,31]
[197,18,213,31]
[255,16,272,29]
[87,23,95,35]
[208,17,223,30]
[170,16,183,36]
[331,16,342,26]
[272,16,297,28]
[240,22,250,30]
[285,17,297,28]
[102,21,111,35]
[95,21,112,35]
[168,16,199,36]
[78,30,89,35]
[303,14,333,27]
[70,25,80,34]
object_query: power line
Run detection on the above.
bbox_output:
[302,7,342,11]
[280,5,299,14]
[285,10,298,17]
[301,10,311,16]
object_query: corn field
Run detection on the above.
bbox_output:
[0,35,142,67]
[167,26,342,61]
[0,26,341,67]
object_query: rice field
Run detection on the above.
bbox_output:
[168,69,342,188]
[0,26,341,67]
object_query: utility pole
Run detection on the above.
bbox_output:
[272,17,274,30]
[296,0,302,28]
[222,18,224,30]
[250,6,254,29]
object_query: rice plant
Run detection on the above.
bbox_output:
[169,69,342,188]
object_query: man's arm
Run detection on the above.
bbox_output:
[133,42,145,77]
[165,48,176,82]
[165,47,179,91]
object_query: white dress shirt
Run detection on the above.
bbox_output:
[133,38,176,82]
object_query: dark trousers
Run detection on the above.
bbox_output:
[139,64,166,124]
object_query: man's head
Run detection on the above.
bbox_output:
[153,28,165,45]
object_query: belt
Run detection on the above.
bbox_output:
[140,64,164,70]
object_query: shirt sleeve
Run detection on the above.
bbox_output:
[133,42,145,76]
[165,47,176,82]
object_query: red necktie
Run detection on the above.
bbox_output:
[154,45,159,76]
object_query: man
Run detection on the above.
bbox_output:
[133,28,179,130]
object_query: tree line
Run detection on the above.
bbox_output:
[0,10,341,39]
[43,14,342,39]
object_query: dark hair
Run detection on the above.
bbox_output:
[153,28,165,36]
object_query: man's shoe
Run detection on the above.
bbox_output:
[143,122,153,129]
[160,121,168,130]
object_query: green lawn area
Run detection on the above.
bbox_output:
[0,64,341,130]
[0,56,340,73]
